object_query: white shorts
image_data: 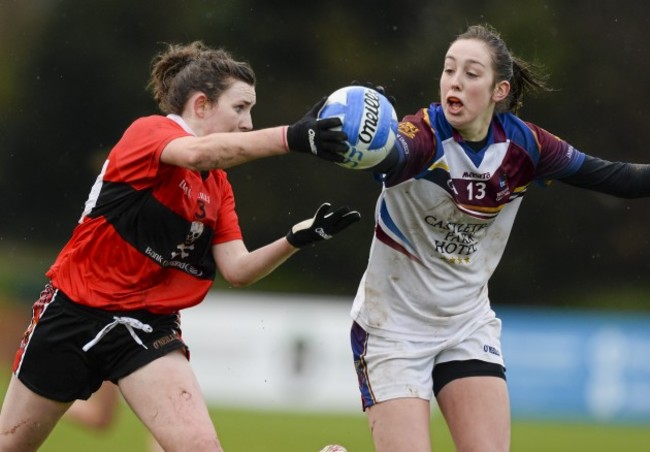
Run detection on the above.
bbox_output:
[351,315,505,410]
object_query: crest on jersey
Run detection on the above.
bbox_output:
[171,221,205,259]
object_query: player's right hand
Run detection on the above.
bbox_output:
[286,98,348,162]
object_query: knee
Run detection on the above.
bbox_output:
[83,414,115,431]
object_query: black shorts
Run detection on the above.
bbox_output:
[432,359,506,396]
[13,283,188,402]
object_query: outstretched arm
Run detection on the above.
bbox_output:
[161,99,348,171]
[162,127,289,170]
[213,203,360,287]
[559,155,650,198]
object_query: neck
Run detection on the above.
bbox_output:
[456,103,496,141]
[458,123,489,142]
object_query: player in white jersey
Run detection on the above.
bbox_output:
[337,25,650,452]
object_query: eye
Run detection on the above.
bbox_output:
[466,71,478,79]
[443,68,455,75]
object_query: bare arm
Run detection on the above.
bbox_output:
[212,203,361,288]
[212,239,298,288]
[161,126,289,171]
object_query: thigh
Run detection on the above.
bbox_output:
[366,398,431,452]
[118,350,221,452]
[0,375,72,451]
[436,376,510,452]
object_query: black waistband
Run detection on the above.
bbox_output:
[53,285,175,323]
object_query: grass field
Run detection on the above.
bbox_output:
[1,310,649,451]
[26,396,650,451]
[0,367,648,451]
[1,321,649,451]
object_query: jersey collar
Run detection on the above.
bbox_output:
[166,114,196,136]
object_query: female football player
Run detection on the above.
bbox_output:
[0,41,359,451]
[344,24,650,451]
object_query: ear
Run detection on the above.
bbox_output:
[189,92,209,118]
[492,80,510,103]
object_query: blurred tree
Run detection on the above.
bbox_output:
[0,0,649,306]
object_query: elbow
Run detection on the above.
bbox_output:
[185,137,241,170]
[180,137,224,170]
[221,273,254,288]
[164,137,215,171]
[225,279,249,289]
[87,416,116,431]
[184,148,214,171]
[70,411,116,431]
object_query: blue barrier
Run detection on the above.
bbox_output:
[186,293,650,419]
[499,307,650,422]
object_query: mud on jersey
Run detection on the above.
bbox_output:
[351,104,585,340]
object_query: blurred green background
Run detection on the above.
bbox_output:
[2,0,650,308]
[1,0,650,450]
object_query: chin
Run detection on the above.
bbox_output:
[444,112,465,129]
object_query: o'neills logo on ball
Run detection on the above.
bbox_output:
[358,90,381,144]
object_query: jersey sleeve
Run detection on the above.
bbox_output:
[384,108,437,186]
[525,122,585,182]
[211,171,243,245]
[559,155,650,198]
[104,116,189,189]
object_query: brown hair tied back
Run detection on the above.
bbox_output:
[148,41,256,115]
[456,24,551,114]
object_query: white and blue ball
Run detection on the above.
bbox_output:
[318,85,398,170]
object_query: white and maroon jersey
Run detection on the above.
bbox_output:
[47,115,242,314]
[351,103,585,340]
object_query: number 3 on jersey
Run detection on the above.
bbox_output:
[195,200,206,219]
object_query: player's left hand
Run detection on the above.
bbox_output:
[286,99,348,162]
[286,203,361,248]
[350,80,397,106]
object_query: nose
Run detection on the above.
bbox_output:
[240,113,253,131]
[450,73,461,91]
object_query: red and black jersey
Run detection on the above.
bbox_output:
[47,115,242,314]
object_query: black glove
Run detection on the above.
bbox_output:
[286,98,349,162]
[350,80,397,106]
[286,203,361,248]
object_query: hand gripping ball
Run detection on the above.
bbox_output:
[318,85,398,170]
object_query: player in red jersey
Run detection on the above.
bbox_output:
[0,41,359,451]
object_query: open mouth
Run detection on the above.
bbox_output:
[446,96,463,114]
